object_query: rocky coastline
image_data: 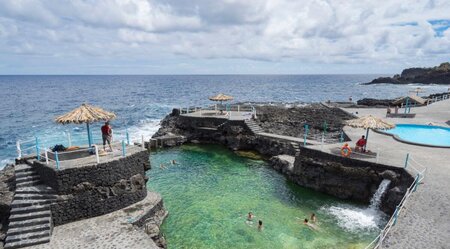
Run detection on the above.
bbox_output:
[0,165,14,248]
[153,104,413,215]
[363,62,450,85]
[355,91,450,107]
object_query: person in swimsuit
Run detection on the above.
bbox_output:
[257,220,263,231]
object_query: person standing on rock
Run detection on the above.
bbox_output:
[101,121,113,152]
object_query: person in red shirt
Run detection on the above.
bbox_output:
[101,121,113,151]
[355,135,366,152]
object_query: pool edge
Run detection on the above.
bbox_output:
[374,129,450,148]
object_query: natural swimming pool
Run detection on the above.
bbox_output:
[147,144,387,248]
[382,124,450,147]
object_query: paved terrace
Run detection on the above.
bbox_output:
[324,99,450,248]
[40,143,146,170]
[181,109,254,121]
[30,192,162,249]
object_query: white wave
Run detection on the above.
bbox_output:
[0,158,14,170]
[126,118,161,141]
[321,205,387,233]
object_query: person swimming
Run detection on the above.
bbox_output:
[171,159,177,165]
[310,213,317,223]
[160,163,166,169]
[303,218,318,231]
[247,212,254,221]
[257,220,263,231]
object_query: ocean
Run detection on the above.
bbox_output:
[0,75,448,168]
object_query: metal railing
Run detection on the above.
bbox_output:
[426,93,450,105]
[17,132,148,170]
[179,104,256,119]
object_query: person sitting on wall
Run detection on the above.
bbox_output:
[355,135,366,152]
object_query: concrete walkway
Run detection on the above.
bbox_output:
[337,99,450,248]
[29,192,162,249]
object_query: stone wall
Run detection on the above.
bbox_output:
[51,174,147,226]
[32,150,151,226]
[271,147,414,214]
[33,150,150,194]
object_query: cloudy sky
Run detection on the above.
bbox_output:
[0,0,449,74]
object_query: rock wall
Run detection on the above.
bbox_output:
[51,174,147,225]
[32,150,151,226]
[33,150,150,194]
[154,114,299,156]
[270,148,413,214]
[0,165,15,248]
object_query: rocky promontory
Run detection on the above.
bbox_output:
[364,62,450,85]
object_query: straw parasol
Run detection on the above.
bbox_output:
[209,93,233,103]
[55,103,116,147]
[409,87,426,96]
[209,93,234,113]
[345,115,395,150]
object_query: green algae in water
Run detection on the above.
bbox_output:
[147,144,385,249]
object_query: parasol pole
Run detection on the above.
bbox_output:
[86,122,92,147]
[364,128,370,151]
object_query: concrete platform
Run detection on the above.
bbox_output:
[29,191,163,249]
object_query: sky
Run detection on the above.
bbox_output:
[0,0,449,75]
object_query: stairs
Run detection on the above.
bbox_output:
[244,119,264,135]
[4,164,56,249]
[291,142,301,153]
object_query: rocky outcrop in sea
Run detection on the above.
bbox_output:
[363,62,450,85]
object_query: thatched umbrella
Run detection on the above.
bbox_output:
[209,93,233,103]
[55,103,116,147]
[345,115,395,150]
[409,87,426,96]
[209,93,233,112]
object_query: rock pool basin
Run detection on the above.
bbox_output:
[380,124,450,148]
[147,144,387,248]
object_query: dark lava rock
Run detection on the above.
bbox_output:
[0,165,15,248]
[364,62,450,85]
[356,98,393,107]
[254,104,354,139]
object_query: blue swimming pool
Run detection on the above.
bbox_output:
[382,124,450,147]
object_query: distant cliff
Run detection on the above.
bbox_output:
[364,62,450,85]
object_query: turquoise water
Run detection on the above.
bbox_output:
[147,144,387,249]
[384,124,450,147]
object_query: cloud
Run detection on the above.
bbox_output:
[0,0,449,74]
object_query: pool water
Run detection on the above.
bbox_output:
[383,124,450,147]
[147,144,386,249]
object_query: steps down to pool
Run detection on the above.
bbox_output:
[5,164,56,249]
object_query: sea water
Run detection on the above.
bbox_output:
[1,75,449,167]
[148,144,388,249]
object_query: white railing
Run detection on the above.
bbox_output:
[426,93,450,105]
[179,104,256,119]
[17,132,148,170]
[364,155,427,249]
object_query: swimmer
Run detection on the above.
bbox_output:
[310,213,317,223]
[303,218,318,231]
[160,163,166,169]
[247,212,254,221]
[171,159,177,165]
[257,220,263,231]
